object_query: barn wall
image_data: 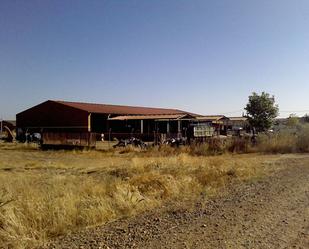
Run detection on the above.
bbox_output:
[16,100,89,131]
[42,132,96,148]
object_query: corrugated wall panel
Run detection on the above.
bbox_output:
[16,100,88,131]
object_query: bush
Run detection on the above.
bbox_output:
[256,132,296,153]
[296,124,309,152]
[256,124,309,153]
[188,139,227,156]
[227,137,251,153]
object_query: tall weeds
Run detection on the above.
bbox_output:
[256,124,309,153]
[1,125,309,247]
[0,148,261,248]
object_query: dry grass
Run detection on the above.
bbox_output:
[256,124,309,154]
[0,142,279,248]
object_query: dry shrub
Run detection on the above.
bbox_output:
[194,166,226,187]
[188,143,210,156]
[0,173,147,248]
[296,125,309,152]
[255,125,309,154]
[188,138,226,156]
[109,168,133,180]
[186,124,309,155]
[227,137,251,153]
[0,142,39,151]
[130,173,172,199]
[256,132,296,153]
[118,145,143,154]
[207,138,226,155]
[192,156,241,189]
[145,145,181,156]
[188,137,252,156]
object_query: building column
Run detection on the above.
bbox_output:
[88,113,91,132]
[140,120,144,134]
[177,120,181,138]
[167,121,170,134]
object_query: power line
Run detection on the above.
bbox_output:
[279,110,309,113]
[221,109,309,115]
[221,109,244,115]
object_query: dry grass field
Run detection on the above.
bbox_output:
[0,138,307,248]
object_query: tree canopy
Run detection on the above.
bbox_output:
[245,92,279,132]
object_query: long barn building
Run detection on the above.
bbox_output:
[16,100,246,147]
[16,100,200,146]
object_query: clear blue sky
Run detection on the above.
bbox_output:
[1,0,309,119]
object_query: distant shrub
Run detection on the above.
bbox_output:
[207,138,226,155]
[227,137,251,153]
[296,124,309,152]
[256,124,309,154]
[188,137,252,156]
[188,143,210,156]
[256,132,295,153]
[188,138,227,156]
[145,145,181,156]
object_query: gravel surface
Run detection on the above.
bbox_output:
[44,155,309,249]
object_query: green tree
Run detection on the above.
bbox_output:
[245,92,279,132]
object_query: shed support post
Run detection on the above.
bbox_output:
[140,120,144,134]
[167,121,170,134]
[177,120,181,138]
[88,113,91,132]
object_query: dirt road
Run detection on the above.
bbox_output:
[46,155,309,249]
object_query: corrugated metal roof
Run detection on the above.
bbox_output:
[54,100,192,115]
[228,117,248,121]
[109,114,191,120]
[195,115,228,121]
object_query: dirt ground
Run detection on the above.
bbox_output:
[44,154,309,249]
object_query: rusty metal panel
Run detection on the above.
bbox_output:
[16,100,88,131]
[42,132,96,147]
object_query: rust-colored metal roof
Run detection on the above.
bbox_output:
[54,100,192,115]
[109,114,192,121]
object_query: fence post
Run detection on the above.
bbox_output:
[108,128,111,149]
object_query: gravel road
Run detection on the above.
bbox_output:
[45,155,309,249]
